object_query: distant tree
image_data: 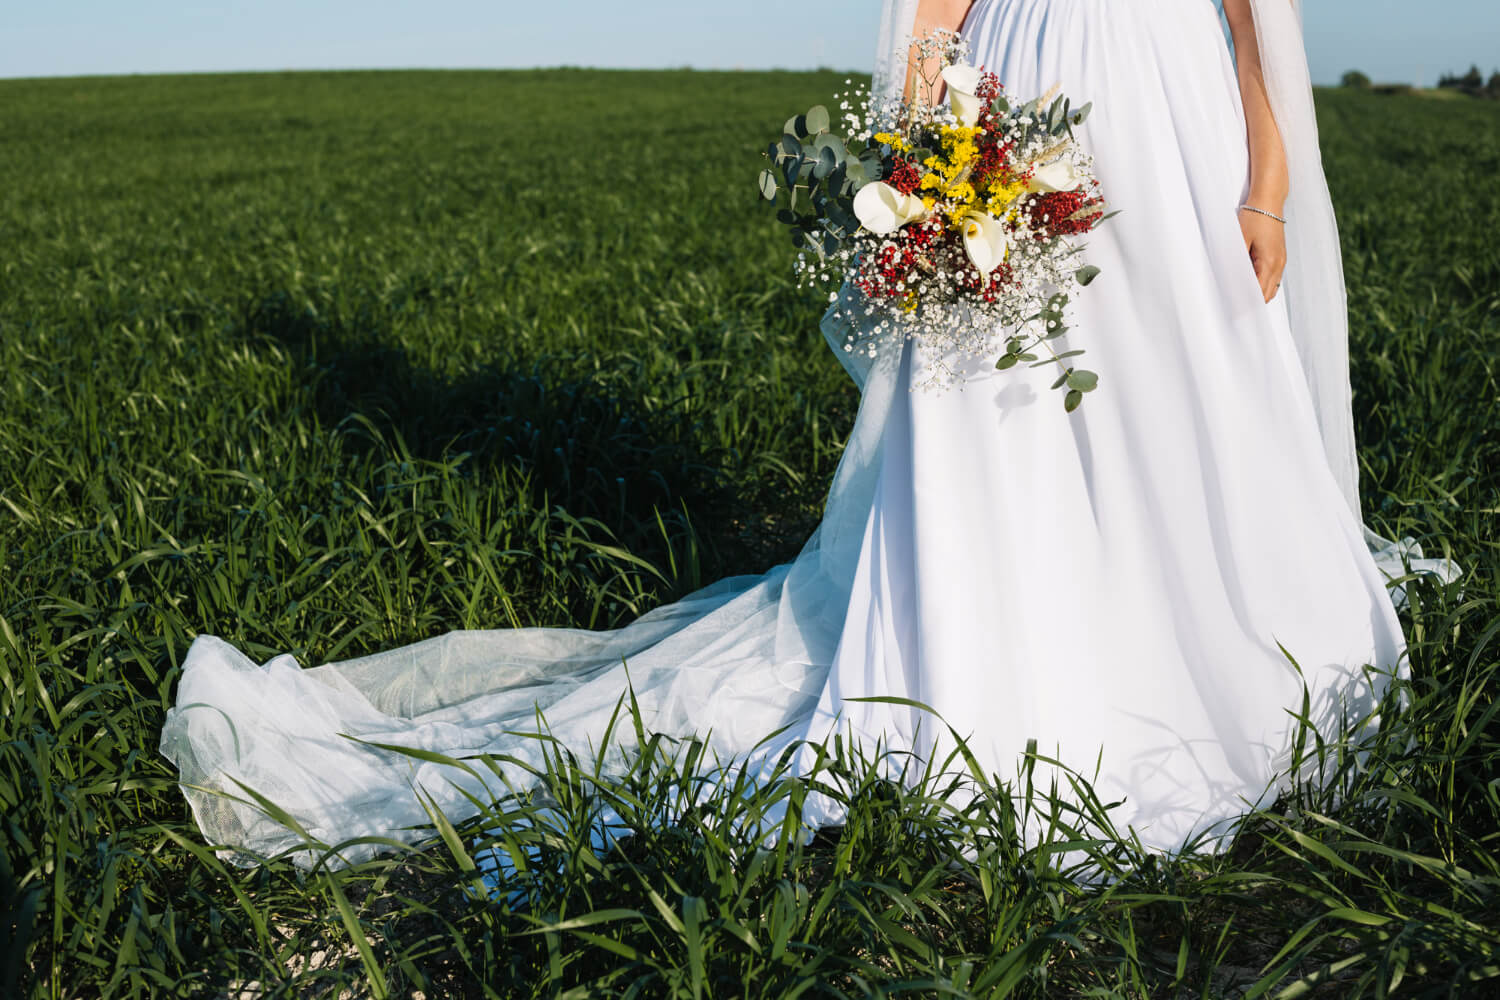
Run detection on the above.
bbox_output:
[1438,65,1489,97]
[1341,69,1372,88]
[1437,66,1483,89]
[1488,71,1500,98]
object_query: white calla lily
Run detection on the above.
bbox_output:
[1027,157,1085,193]
[960,210,1009,280]
[940,64,986,128]
[853,181,931,236]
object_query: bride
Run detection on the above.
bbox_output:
[161,0,1458,868]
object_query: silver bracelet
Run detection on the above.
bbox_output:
[1238,203,1287,224]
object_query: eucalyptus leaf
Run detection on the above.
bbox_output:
[812,132,842,157]
[781,133,802,158]
[1075,265,1101,286]
[827,202,859,234]
[805,104,830,134]
[758,170,778,201]
[1064,388,1083,412]
[814,146,837,179]
[995,354,1019,371]
[1066,369,1099,392]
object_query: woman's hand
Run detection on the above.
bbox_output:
[1239,207,1287,302]
[1223,0,1289,304]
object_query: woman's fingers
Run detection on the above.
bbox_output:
[1239,210,1287,303]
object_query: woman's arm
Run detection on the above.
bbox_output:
[903,0,976,104]
[1222,0,1289,302]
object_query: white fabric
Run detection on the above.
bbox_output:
[161,0,1444,870]
[1241,0,1460,595]
[874,0,921,110]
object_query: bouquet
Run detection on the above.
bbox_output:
[758,32,1112,407]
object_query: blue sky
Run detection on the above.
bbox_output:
[2,1,1495,88]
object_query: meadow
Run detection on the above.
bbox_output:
[0,69,1497,998]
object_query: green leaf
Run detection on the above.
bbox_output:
[1066,369,1099,392]
[1064,388,1083,412]
[805,104,831,134]
[327,875,390,999]
[780,133,802,158]
[827,161,848,194]
[515,909,647,935]
[814,145,837,179]
[1075,264,1101,286]
[758,169,778,201]
[995,354,1019,371]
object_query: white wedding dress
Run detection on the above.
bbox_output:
[161,0,1458,868]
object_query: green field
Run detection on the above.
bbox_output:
[1,70,1497,998]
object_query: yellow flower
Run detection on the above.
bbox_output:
[944,182,980,226]
[901,290,920,313]
[984,177,1029,218]
[873,131,911,153]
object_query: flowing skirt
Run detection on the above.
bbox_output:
[161,0,1409,865]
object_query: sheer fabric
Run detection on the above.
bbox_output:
[1240,0,1460,598]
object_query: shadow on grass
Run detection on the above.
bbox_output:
[230,289,817,583]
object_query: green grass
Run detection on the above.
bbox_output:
[0,71,1497,998]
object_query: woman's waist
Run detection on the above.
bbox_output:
[963,0,1223,34]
